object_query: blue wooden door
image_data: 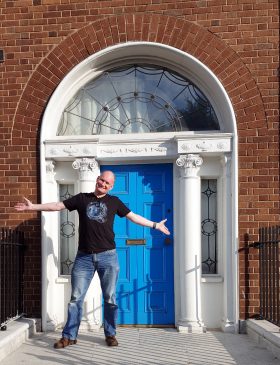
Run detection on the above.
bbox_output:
[101,164,174,325]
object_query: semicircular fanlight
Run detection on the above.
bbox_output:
[57,64,220,136]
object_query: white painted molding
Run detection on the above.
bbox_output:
[55,277,70,284]
[201,275,224,283]
[176,154,203,178]
[176,135,231,154]
[44,133,232,160]
[45,160,56,183]
[45,143,97,159]
[72,158,98,181]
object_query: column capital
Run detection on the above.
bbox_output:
[220,153,232,179]
[176,154,203,177]
[72,158,98,181]
[220,153,232,167]
[46,160,56,183]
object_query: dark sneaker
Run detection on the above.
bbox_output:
[105,335,118,347]
[54,337,77,349]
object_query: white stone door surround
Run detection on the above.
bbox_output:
[40,42,238,333]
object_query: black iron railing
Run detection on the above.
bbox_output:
[250,226,280,326]
[0,228,25,330]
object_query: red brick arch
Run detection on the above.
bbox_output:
[13,13,266,142]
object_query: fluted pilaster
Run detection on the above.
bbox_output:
[220,154,235,332]
[43,159,59,330]
[45,160,56,183]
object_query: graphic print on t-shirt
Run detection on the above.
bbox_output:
[86,201,107,223]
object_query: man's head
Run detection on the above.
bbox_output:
[95,170,115,197]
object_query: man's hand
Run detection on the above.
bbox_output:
[14,197,33,211]
[156,219,170,235]
[126,212,171,235]
[14,199,65,212]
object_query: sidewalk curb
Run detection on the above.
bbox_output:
[247,318,280,359]
[0,318,36,362]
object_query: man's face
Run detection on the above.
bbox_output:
[95,172,114,195]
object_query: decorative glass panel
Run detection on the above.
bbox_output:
[59,184,76,275]
[57,64,220,136]
[201,179,217,274]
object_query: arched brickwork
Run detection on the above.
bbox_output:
[10,13,275,321]
[13,14,267,139]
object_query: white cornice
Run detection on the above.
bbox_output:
[44,131,232,144]
[44,132,232,160]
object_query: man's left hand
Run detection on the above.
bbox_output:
[156,219,170,235]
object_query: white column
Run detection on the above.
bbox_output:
[220,154,235,332]
[72,157,102,331]
[176,154,205,333]
[42,160,60,331]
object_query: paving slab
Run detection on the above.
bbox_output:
[1,327,280,365]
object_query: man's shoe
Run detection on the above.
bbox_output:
[105,335,118,347]
[54,337,77,349]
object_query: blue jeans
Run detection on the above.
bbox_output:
[62,249,119,340]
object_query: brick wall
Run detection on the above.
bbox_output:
[0,0,279,321]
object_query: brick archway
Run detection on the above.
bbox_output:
[13,13,266,140]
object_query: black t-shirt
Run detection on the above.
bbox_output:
[63,192,131,253]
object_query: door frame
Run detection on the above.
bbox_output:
[40,42,238,333]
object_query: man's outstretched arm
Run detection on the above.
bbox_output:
[14,197,66,212]
[126,211,170,235]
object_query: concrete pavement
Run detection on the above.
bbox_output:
[1,326,280,365]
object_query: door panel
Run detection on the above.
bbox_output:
[101,164,174,325]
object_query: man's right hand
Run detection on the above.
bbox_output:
[14,197,33,211]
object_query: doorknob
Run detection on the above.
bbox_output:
[164,237,172,245]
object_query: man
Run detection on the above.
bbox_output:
[14,170,170,348]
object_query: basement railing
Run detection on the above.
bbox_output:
[0,228,25,330]
[244,226,280,327]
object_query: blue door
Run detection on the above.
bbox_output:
[101,164,174,325]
